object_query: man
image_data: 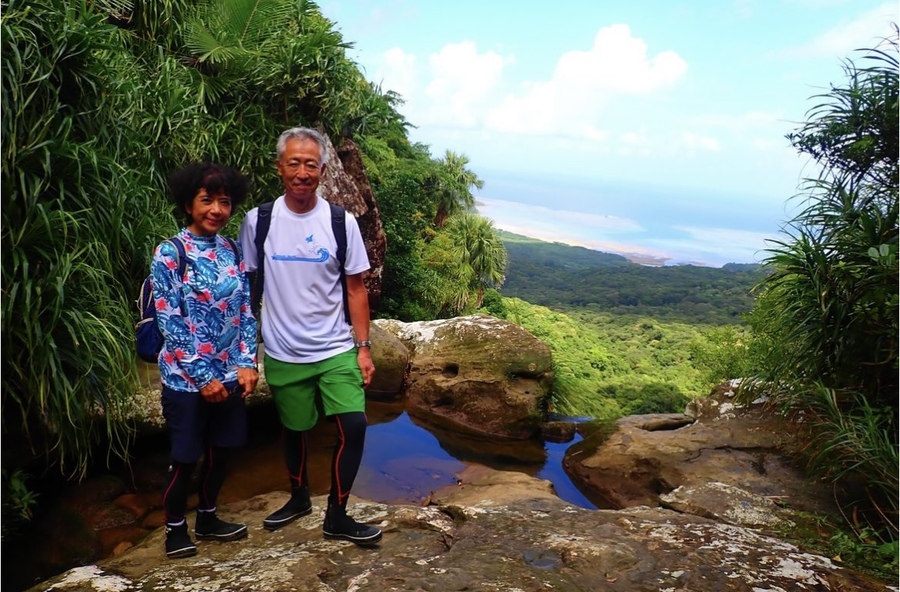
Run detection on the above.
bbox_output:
[238,127,381,546]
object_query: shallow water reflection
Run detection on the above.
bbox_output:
[220,400,597,510]
[232,400,598,511]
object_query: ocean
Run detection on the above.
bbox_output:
[474,171,801,267]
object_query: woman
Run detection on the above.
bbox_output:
[151,162,259,559]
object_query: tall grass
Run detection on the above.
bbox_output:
[802,386,898,540]
[743,32,898,543]
[1,0,151,476]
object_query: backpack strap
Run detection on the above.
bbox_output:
[167,236,188,280]
[168,237,189,320]
[329,202,350,325]
[251,202,274,317]
[223,236,239,259]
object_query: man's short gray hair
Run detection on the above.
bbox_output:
[276,127,329,165]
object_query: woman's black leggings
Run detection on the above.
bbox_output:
[162,445,232,523]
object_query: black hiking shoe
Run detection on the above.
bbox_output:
[165,522,197,559]
[194,511,248,541]
[263,489,313,531]
[323,511,382,546]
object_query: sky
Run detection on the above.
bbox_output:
[319,1,897,266]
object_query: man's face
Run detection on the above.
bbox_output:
[276,137,326,202]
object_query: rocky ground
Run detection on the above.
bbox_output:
[29,465,890,592]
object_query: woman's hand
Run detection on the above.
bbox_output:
[199,379,228,403]
[237,367,259,399]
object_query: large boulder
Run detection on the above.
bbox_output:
[563,382,840,521]
[31,469,886,592]
[375,315,554,439]
[364,322,409,401]
[335,137,386,307]
[318,134,385,305]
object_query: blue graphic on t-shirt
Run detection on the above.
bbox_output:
[273,232,331,262]
[273,248,330,262]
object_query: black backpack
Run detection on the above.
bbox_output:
[250,201,348,323]
[135,236,238,362]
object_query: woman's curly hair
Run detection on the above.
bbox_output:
[168,162,250,225]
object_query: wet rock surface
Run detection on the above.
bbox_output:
[31,469,887,592]
[563,384,838,519]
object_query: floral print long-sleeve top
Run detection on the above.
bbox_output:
[151,229,258,392]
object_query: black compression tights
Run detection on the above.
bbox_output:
[281,412,367,510]
[163,460,194,524]
[162,446,232,523]
[197,445,232,511]
[281,427,309,489]
[328,412,367,511]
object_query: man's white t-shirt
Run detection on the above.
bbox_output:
[238,196,370,364]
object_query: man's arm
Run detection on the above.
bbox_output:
[346,272,374,388]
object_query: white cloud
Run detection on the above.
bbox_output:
[370,24,687,143]
[485,80,558,134]
[619,129,650,146]
[555,24,687,94]
[373,47,418,99]
[486,24,687,136]
[615,128,651,156]
[694,111,785,129]
[777,3,897,59]
[421,42,508,128]
[582,125,610,141]
[688,111,794,155]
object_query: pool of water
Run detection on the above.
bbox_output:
[226,400,597,511]
[357,402,597,510]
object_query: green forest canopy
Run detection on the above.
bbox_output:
[498,231,764,324]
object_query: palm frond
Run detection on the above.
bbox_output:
[185,0,294,64]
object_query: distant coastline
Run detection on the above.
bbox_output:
[494,228,753,269]
[519,234,673,267]
[475,194,771,269]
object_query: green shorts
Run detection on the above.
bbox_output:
[264,350,365,431]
